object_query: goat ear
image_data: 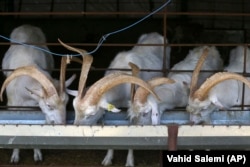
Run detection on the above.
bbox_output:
[66,88,78,97]
[182,81,190,88]
[182,81,190,94]
[25,87,44,99]
[211,96,224,109]
[65,74,76,87]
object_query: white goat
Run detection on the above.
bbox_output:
[103,32,170,108]
[128,46,224,125]
[187,46,250,124]
[59,40,160,167]
[102,32,170,167]
[0,25,75,163]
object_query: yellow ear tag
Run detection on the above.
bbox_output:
[107,103,115,112]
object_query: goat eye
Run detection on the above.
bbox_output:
[46,103,54,110]
[197,113,202,117]
[84,115,90,119]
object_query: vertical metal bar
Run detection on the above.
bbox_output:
[160,150,163,167]
[241,45,247,110]
[167,125,178,151]
[162,1,168,77]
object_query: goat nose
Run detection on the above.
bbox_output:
[74,120,79,125]
[189,121,195,125]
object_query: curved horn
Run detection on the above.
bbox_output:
[129,62,140,75]
[58,39,89,56]
[59,57,67,96]
[78,55,93,98]
[0,66,58,101]
[70,57,83,64]
[58,39,93,99]
[189,47,210,97]
[81,72,161,106]
[193,72,250,101]
[133,77,175,104]
[128,62,140,101]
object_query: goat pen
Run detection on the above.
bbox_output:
[1,0,250,166]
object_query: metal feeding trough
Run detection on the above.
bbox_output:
[0,109,250,150]
[1,109,250,125]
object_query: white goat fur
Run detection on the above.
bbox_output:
[1,25,73,163]
[128,46,223,125]
[103,32,170,108]
[188,46,250,124]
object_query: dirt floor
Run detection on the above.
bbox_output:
[0,149,161,166]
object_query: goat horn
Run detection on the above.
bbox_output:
[0,66,58,101]
[78,55,93,98]
[128,62,140,101]
[81,72,160,106]
[189,47,210,97]
[193,72,250,101]
[58,38,89,56]
[133,77,175,104]
[58,39,93,99]
[70,57,83,64]
[59,57,67,96]
[129,62,140,75]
